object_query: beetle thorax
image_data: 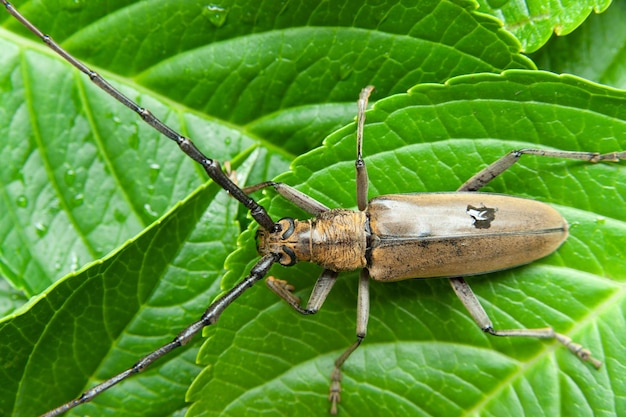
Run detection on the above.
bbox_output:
[257,209,367,271]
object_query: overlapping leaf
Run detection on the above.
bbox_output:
[476,0,612,52]
[532,0,626,90]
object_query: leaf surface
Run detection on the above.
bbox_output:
[0,1,624,417]
[193,71,626,417]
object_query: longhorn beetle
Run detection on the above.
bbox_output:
[2,1,623,416]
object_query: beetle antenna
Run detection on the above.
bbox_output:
[355,85,374,211]
[1,0,276,231]
[40,254,278,417]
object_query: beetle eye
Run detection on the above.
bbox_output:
[277,218,295,240]
[279,245,297,266]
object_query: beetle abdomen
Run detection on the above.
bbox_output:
[366,193,568,281]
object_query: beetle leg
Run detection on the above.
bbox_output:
[242,181,330,215]
[266,269,339,314]
[329,269,370,415]
[459,148,626,192]
[448,277,602,368]
[355,86,374,211]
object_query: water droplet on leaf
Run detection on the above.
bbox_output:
[203,4,229,28]
[72,193,84,207]
[16,195,28,207]
[34,222,48,237]
[144,203,158,218]
[64,168,76,185]
[149,163,161,182]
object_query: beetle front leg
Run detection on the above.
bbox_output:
[243,181,330,215]
[448,277,602,368]
[329,269,370,415]
[266,269,339,314]
[459,148,625,192]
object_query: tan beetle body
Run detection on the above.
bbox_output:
[258,192,567,282]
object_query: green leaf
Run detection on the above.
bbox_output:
[1,177,242,417]
[476,0,612,53]
[192,71,626,416]
[0,1,623,417]
[532,1,626,90]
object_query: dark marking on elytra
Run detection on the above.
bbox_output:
[466,205,497,229]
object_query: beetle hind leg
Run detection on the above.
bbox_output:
[449,277,602,368]
[555,332,603,368]
[459,148,626,192]
[483,325,602,369]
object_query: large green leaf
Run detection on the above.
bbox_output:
[191,71,626,417]
[0,1,624,417]
[1,175,243,417]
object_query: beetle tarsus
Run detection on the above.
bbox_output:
[326,336,365,414]
[266,276,297,294]
[555,333,603,369]
[483,324,602,369]
[329,367,342,415]
[265,276,311,313]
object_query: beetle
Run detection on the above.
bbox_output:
[248,86,617,414]
[2,2,623,416]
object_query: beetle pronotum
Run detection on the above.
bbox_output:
[2,1,624,416]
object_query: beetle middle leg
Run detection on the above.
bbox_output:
[266,268,366,415]
[326,87,375,414]
[329,269,370,415]
[262,86,375,414]
[448,276,602,368]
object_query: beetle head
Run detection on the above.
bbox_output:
[256,217,301,266]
